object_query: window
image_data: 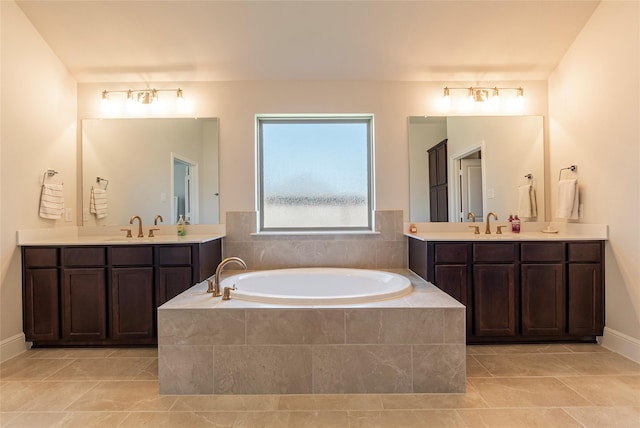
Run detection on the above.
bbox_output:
[257,115,374,232]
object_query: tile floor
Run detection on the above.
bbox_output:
[0,344,638,427]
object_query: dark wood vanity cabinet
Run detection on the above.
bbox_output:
[22,239,222,346]
[411,239,604,343]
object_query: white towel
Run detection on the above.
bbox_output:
[90,187,108,219]
[556,179,579,219]
[39,183,64,219]
[518,184,537,218]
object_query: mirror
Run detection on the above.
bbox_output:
[82,118,219,226]
[409,116,544,222]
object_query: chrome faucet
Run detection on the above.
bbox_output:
[154,215,164,225]
[485,212,498,234]
[209,257,247,297]
[466,212,476,222]
[129,215,144,238]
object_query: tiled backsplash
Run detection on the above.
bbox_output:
[223,210,407,270]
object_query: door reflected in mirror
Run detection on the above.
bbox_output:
[82,118,219,226]
[409,116,544,223]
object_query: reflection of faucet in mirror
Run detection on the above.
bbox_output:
[154,215,163,225]
[466,212,476,222]
[130,215,144,238]
[211,257,248,297]
[485,212,498,234]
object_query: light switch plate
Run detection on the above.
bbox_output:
[64,208,72,222]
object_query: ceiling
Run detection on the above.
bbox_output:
[16,0,599,84]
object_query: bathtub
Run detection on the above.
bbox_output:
[220,267,412,305]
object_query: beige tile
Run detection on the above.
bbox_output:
[247,309,345,345]
[277,394,383,411]
[467,355,492,377]
[109,348,158,358]
[564,343,612,353]
[473,353,580,376]
[0,412,20,427]
[120,411,236,427]
[380,387,487,409]
[66,380,176,411]
[413,344,466,393]
[53,412,130,427]
[457,408,583,427]
[26,348,117,359]
[0,381,97,412]
[171,395,279,411]
[158,308,246,345]
[0,358,73,380]
[348,410,466,427]
[487,344,573,354]
[553,352,640,375]
[558,375,640,406]
[345,308,445,344]
[45,357,156,381]
[275,410,349,428]
[466,345,496,355]
[2,412,68,428]
[563,406,640,427]
[469,377,592,407]
[159,345,213,394]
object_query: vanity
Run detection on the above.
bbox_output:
[407,224,606,344]
[19,230,223,347]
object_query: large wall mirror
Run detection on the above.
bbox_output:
[82,118,219,226]
[409,116,544,222]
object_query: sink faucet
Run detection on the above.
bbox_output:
[129,215,144,238]
[154,215,163,225]
[466,212,476,222]
[209,257,247,297]
[485,212,498,234]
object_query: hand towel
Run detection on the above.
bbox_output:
[518,184,537,218]
[39,183,64,219]
[556,178,579,219]
[90,187,108,219]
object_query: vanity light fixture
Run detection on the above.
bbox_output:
[100,88,186,111]
[442,85,524,110]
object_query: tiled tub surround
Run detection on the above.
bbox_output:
[158,270,466,395]
[223,211,406,270]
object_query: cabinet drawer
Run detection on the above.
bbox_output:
[568,242,602,262]
[111,246,153,266]
[434,243,468,264]
[521,242,564,262]
[63,247,106,266]
[23,248,58,267]
[473,243,516,262]
[158,245,192,266]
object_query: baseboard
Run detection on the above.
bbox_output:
[0,333,29,363]
[599,327,640,363]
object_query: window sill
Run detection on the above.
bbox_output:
[251,230,380,237]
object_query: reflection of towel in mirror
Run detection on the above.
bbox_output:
[90,187,108,219]
[518,184,537,218]
[556,179,579,219]
[39,184,64,219]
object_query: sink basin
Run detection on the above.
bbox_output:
[104,237,153,243]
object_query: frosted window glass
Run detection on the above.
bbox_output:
[258,117,372,230]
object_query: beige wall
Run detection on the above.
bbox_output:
[0,2,77,354]
[549,1,640,345]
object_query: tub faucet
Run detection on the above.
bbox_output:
[210,257,247,297]
[485,212,498,234]
[129,215,144,238]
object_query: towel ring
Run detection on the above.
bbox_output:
[42,169,58,185]
[558,165,577,180]
[96,176,109,189]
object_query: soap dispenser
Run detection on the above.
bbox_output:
[511,215,521,233]
[177,215,186,237]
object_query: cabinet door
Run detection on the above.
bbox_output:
[473,264,516,336]
[61,268,107,340]
[568,263,604,335]
[111,267,155,340]
[521,264,565,335]
[158,266,193,305]
[434,265,468,305]
[24,269,59,341]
